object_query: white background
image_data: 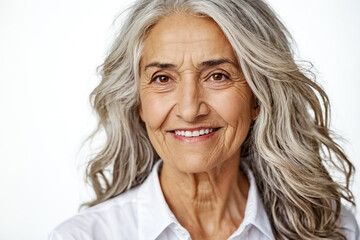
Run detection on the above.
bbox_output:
[0,0,359,239]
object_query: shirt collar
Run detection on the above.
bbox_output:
[137,160,176,240]
[137,160,274,240]
[230,163,274,239]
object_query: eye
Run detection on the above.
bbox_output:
[152,75,171,84]
[209,73,229,81]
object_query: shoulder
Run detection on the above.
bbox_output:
[338,205,360,240]
[48,186,141,240]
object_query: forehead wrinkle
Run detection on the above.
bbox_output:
[141,14,239,77]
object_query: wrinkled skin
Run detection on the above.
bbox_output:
[139,13,258,240]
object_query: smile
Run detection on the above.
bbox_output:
[171,128,220,137]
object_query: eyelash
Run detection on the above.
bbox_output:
[150,72,230,84]
[208,73,230,82]
[151,75,172,84]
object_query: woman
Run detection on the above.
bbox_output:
[49,0,359,239]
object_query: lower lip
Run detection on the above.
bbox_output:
[170,130,218,142]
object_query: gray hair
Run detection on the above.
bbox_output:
[85,0,355,239]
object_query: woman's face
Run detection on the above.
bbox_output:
[139,13,258,173]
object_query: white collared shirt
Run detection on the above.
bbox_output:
[49,160,359,240]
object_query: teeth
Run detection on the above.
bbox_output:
[174,128,216,137]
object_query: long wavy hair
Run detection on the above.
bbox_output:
[84,0,355,239]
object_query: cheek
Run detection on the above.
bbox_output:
[208,87,253,125]
[140,92,172,130]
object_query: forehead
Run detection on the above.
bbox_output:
[141,13,237,67]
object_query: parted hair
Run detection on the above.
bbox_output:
[85,0,355,239]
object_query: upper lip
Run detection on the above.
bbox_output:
[169,127,221,132]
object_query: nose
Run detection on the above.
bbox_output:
[175,75,210,122]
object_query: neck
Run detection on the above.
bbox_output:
[159,157,249,239]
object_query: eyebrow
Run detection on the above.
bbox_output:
[200,59,237,68]
[144,62,176,71]
[144,58,238,71]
